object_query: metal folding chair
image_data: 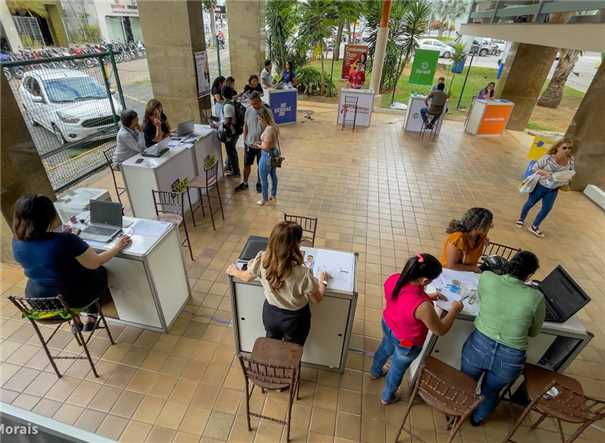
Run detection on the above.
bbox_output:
[152,190,194,261]
[284,213,318,247]
[102,145,128,207]
[187,156,224,231]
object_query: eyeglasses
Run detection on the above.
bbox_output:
[561,145,572,150]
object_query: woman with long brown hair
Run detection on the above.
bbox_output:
[226,221,330,345]
[517,138,575,237]
[143,98,171,147]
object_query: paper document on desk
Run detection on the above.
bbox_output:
[301,247,355,293]
[427,269,480,316]
[131,220,170,237]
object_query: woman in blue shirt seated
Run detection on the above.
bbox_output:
[12,195,130,331]
[281,61,297,86]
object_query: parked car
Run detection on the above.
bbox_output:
[19,69,122,144]
[417,38,456,58]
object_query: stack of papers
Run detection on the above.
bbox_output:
[427,269,480,316]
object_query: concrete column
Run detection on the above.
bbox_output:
[0,0,22,50]
[225,0,265,88]
[138,0,211,124]
[1,76,55,263]
[565,61,605,191]
[369,0,392,97]
[495,42,557,130]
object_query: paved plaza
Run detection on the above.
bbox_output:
[1,102,604,442]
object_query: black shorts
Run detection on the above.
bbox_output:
[262,301,311,346]
[244,144,262,166]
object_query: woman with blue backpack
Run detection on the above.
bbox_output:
[517,138,575,238]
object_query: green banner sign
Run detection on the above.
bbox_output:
[409,49,440,85]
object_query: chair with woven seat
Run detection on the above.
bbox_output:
[152,190,194,260]
[395,356,483,443]
[187,156,224,231]
[283,213,318,247]
[238,337,303,442]
[102,145,128,207]
[502,364,605,443]
[8,295,115,378]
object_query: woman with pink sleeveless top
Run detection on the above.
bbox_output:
[370,253,463,405]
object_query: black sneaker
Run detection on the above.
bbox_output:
[256,184,262,193]
[235,182,248,191]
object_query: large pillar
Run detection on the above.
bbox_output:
[495,42,557,130]
[1,76,55,263]
[369,0,392,98]
[138,0,211,124]
[0,0,22,50]
[225,0,264,88]
[565,61,605,191]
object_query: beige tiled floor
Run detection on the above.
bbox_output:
[2,102,605,442]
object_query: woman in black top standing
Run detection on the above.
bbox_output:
[143,99,171,147]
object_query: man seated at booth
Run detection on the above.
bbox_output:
[439,208,493,272]
[12,195,130,331]
[420,83,448,129]
[460,250,544,426]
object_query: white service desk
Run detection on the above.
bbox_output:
[121,125,223,219]
[75,212,191,332]
[403,94,446,134]
[229,239,358,372]
[465,98,514,135]
[409,269,593,387]
[337,88,374,128]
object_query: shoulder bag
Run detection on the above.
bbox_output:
[270,131,285,168]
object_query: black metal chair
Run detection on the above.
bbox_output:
[283,213,318,247]
[482,241,521,261]
[152,190,194,261]
[8,295,115,378]
[420,108,444,139]
[341,95,359,130]
[187,156,224,231]
[102,145,128,207]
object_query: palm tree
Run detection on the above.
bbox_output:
[266,0,299,72]
[538,49,582,108]
[298,0,337,95]
[390,0,431,104]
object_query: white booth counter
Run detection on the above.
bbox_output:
[409,269,593,389]
[465,98,514,136]
[403,94,446,134]
[122,125,222,219]
[75,212,190,332]
[229,237,358,372]
[337,88,375,128]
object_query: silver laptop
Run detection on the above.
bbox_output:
[80,200,123,243]
[176,121,194,136]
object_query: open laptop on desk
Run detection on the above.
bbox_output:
[536,266,591,323]
[142,138,169,158]
[176,121,194,137]
[80,200,123,242]
[237,236,268,270]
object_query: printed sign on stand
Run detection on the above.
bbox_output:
[269,89,297,125]
[409,49,440,85]
[194,51,211,98]
[341,44,369,80]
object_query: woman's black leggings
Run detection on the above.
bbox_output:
[262,301,311,346]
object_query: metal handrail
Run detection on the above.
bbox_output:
[0,50,114,68]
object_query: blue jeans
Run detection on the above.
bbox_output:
[461,330,526,423]
[519,182,558,228]
[420,107,440,126]
[259,150,278,202]
[371,319,422,402]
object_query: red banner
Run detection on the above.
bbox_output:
[341,44,369,80]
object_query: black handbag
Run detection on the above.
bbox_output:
[271,133,285,168]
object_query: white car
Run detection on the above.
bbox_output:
[19,69,122,144]
[418,38,456,58]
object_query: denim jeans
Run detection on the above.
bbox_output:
[519,182,558,228]
[371,319,422,402]
[461,329,526,423]
[224,137,240,176]
[420,107,440,126]
[259,150,278,202]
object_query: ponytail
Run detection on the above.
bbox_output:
[391,253,442,300]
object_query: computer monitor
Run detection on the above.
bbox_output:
[539,266,591,323]
[90,200,122,227]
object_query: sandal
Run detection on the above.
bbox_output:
[528,225,545,238]
[380,393,401,406]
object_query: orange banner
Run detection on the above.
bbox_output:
[477,104,513,135]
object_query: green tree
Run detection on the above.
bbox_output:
[433,0,467,37]
[202,0,217,48]
[266,0,299,72]
[298,0,337,95]
[538,49,582,108]
[390,0,431,104]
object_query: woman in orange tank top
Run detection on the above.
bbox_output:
[439,208,493,272]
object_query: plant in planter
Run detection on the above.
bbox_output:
[171,177,189,193]
[203,154,217,170]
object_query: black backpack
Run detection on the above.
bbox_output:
[232,101,246,136]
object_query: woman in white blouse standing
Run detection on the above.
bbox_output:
[517,138,575,238]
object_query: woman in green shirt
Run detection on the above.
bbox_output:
[461,251,544,426]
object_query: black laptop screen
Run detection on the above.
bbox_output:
[540,266,590,322]
[239,236,268,262]
[90,200,122,227]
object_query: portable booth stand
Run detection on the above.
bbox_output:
[229,236,358,372]
[268,88,297,125]
[465,98,514,135]
[403,94,447,134]
[337,88,374,128]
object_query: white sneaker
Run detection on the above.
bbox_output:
[256,200,266,206]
